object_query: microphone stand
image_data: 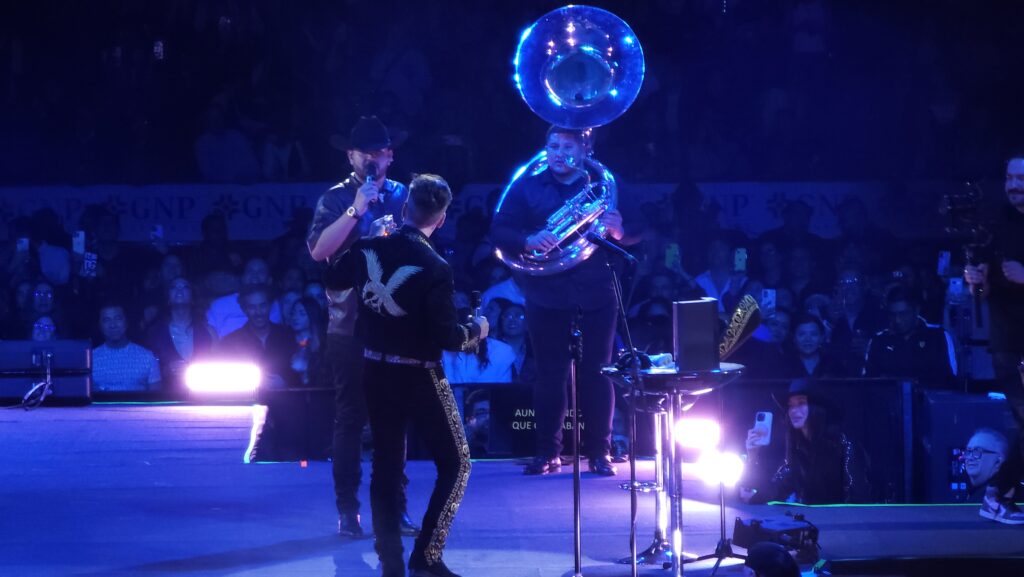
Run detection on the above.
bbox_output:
[601,244,641,577]
[570,307,584,577]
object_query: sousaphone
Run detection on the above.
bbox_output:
[494,5,645,276]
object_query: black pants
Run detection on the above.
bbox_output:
[991,350,1024,494]
[525,302,617,460]
[364,361,470,571]
[325,334,368,516]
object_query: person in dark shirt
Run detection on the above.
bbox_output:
[964,153,1024,521]
[219,284,298,389]
[325,174,487,577]
[490,125,628,477]
[307,116,416,538]
[144,277,217,398]
[779,314,844,378]
[862,286,955,387]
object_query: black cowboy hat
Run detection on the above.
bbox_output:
[772,378,841,416]
[329,116,408,152]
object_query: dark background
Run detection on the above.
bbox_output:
[1,0,1022,189]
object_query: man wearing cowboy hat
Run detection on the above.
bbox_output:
[308,116,418,538]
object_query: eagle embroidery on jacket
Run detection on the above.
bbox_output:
[361,249,422,317]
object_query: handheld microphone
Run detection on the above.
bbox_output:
[470,290,483,351]
[587,231,638,264]
[470,291,482,318]
[365,162,378,184]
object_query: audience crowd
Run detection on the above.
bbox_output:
[0,188,966,400]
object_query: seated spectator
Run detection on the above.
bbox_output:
[3,280,35,339]
[782,245,831,306]
[287,298,325,386]
[443,304,517,383]
[779,314,844,378]
[741,379,870,504]
[303,281,329,313]
[694,236,748,317]
[206,257,283,339]
[463,389,491,457]
[27,281,67,338]
[758,199,826,260]
[481,273,524,309]
[30,208,71,286]
[826,269,885,376]
[967,427,1024,525]
[144,277,217,396]
[188,212,244,278]
[748,239,784,290]
[31,315,57,342]
[93,304,162,393]
[863,286,956,386]
[732,308,792,379]
[628,268,692,318]
[219,285,298,389]
[494,302,536,383]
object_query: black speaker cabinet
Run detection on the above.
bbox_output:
[0,340,91,405]
[0,376,91,404]
[672,298,719,371]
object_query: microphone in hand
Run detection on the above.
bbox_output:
[470,290,482,317]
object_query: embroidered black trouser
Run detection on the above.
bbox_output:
[364,360,470,572]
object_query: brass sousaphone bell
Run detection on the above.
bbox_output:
[494,5,645,276]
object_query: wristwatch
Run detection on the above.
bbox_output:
[345,206,358,218]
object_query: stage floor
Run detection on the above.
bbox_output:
[1,405,1021,577]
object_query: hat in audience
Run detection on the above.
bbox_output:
[744,541,801,577]
[773,378,841,417]
[330,116,407,152]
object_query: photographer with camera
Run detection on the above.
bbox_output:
[963,154,1024,524]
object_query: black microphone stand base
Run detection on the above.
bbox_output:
[682,538,745,576]
[616,539,672,566]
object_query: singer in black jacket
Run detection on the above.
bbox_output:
[325,174,487,577]
[307,116,418,538]
[490,125,627,476]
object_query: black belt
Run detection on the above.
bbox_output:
[364,349,439,369]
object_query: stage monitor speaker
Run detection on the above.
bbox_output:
[916,390,1018,503]
[0,340,90,372]
[672,298,719,371]
[0,376,91,404]
[249,388,334,462]
[0,340,92,405]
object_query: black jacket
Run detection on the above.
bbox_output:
[324,225,480,362]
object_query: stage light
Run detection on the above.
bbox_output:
[185,362,261,393]
[674,418,721,450]
[695,450,745,487]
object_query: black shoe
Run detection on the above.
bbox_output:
[588,455,617,476]
[400,511,421,537]
[337,512,364,538]
[523,456,561,475]
[409,559,462,577]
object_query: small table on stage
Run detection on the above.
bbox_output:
[602,362,744,577]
